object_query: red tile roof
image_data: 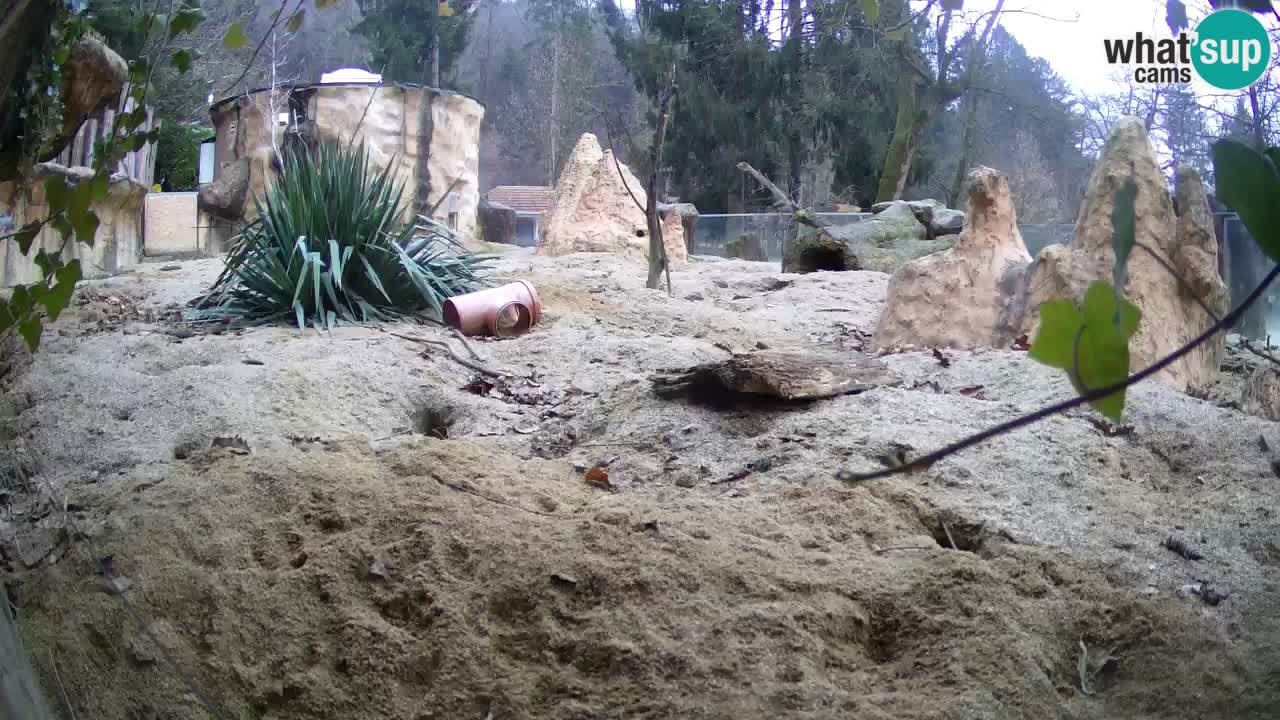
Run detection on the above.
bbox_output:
[486,185,555,215]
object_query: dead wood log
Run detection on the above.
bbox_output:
[652,349,898,402]
[735,162,831,231]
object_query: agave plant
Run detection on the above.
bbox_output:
[198,141,487,329]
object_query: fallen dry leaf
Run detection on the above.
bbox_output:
[584,467,612,490]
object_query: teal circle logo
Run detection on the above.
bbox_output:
[1192,9,1271,90]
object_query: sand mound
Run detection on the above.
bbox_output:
[539,134,688,265]
[16,438,1259,720]
[5,251,1280,719]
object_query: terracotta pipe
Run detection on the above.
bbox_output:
[443,281,543,337]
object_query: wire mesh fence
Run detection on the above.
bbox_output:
[1218,211,1277,341]
[691,213,872,262]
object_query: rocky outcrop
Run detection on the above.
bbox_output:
[661,202,699,251]
[872,198,965,238]
[198,157,250,221]
[784,202,951,274]
[479,198,516,245]
[539,134,687,264]
[873,167,1032,351]
[61,37,128,136]
[1020,117,1228,391]
[1242,366,1280,420]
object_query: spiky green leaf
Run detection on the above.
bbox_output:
[1212,140,1280,262]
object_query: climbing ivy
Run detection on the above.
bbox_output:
[2,0,329,353]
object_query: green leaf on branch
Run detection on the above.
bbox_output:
[172,49,194,73]
[14,222,42,255]
[169,6,206,37]
[1029,281,1141,422]
[44,176,68,215]
[68,182,98,245]
[33,251,60,278]
[90,171,110,202]
[42,260,81,322]
[72,209,99,246]
[287,8,306,32]
[1111,176,1137,292]
[862,0,878,24]
[18,316,43,352]
[224,22,248,49]
[1212,139,1280,261]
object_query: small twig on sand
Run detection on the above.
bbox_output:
[387,331,506,378]
[1077,640,1094,695]
[49,649,78,720]
[940,518,958,550]
[874,545,936,555]
[417,315,487,362]
[435,477,564,519]
[575,442,654,448]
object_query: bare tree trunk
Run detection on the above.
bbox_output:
[549,23,561,186]
[646,66,676,291]
[947,94,980,206]
[432,42,440,87]
[876,71,921,203]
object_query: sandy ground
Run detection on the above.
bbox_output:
[4,248,1280,719]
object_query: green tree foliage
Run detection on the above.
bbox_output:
[601,0,897,211]
[355,0,477,84]
[153,122,211,191]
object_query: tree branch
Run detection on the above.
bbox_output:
[837,260,1280,484]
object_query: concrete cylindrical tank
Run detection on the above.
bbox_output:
[204,82,484,248]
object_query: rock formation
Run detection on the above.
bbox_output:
[783,201,951,274]
[1020,117,1228,391]
[873,167,1032,351]
[661,202,699,251]
[539,134,687,264]
[198,157,250,221]
[872,198,965,238]
[1242,366,1280,420]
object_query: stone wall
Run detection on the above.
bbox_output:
[207,83,484,246]
[143,191,221,256]
[0,168,145,287]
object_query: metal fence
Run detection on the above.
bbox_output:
[692,212,1079,266]
[692,212,872,261]
[1219,211,1277,340]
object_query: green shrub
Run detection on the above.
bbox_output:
[199,142,487,329]
[153,122,209,191]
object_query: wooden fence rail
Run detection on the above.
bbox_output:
[52,83,156,187]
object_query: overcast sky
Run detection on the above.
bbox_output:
[968,0,1169,94]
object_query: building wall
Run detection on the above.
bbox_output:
[143,191,212,256]
[0,174,145,288]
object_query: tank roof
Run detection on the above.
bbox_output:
[209,81,483,113]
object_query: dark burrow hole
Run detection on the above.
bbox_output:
[928,515,986,553]
[795,247,854,273]
[412,402,456,439]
